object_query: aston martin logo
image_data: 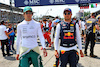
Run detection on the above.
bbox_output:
[75,0,79,3]
[24,0,29,5]
[49,0,54,4]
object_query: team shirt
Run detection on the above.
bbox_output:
[0,25,8,40]
[54,22,82,51]
[16,19,46,54]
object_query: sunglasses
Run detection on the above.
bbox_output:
[25,12,33,14]
[64,12,71,15]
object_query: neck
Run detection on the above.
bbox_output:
[25,18,32,21]
[64,19,71,23]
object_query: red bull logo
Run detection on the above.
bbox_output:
[64,32,74,39]
[64,32,73,36]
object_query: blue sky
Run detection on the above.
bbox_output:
[0,0,100,18]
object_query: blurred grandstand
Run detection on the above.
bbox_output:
[0,3,24,26]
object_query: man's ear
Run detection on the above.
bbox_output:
[23,13,25,16]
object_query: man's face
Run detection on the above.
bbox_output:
[8,25,12,28]
[63,11,72,20]
[23,11,33,20]
[43,20,47,23]
[39,20,42,23]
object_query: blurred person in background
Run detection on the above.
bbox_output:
[51,19,61,67]
[84,13,100,57]
[0,21,11,57]
[7,23,15,53]
[81,19,86,43]
[41,18,52,50]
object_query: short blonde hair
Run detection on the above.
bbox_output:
[8,23,12,26]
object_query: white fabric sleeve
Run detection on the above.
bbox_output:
[76,23,82,50]
[54,24,60,50]
[51,27,54,42]
[4,26,7,32]
[38,24,46,48]
[6,28,9,32]
[16,25,21,54]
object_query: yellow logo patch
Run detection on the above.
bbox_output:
[61,50,65,54]
[70,24,74,26]
[87,21,92,23]
[64,32,73,36]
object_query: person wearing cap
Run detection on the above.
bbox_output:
[16,6,47,67]
[7,23,15,53]
[41,18,52,49]
[0,21,11,57]
[54,8,84,67]
[51,19,61,67]
[84,13,100,58]
[51,19,61,49]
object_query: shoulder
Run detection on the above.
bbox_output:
[7,28,9,30]
[17,21,24,26]
[32,20,40,26]
[76,23,79,26]
[17,20,27,27]
[3,25,6,27]
[32,20,41,28]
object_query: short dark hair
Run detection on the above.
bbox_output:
[43,18,47,21]
[0,20,4,25]
[91,13,96,17]
[55,16,59,19]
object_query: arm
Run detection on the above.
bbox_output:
[38,24,46,49]
[38,24,47,57]
[76,24,84,57]
[8,30,13,35]
[4,27,9,39]
[95,25,100,31]
[54,24,60,50]
[5,31,10,39]
[48,22,53,32]
[51,27,54,43]
[16,25,21,60]
[54,24,60,58]
[85,24,87,30]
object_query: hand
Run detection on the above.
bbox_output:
[16,54,19,60]
[80,50,84,57]
[43,48,47,57]
[7,36,10,39]
[48,31,50,33]
[51,42,54,44]
[55,50,59,58]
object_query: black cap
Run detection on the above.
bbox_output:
[0,20,4,25]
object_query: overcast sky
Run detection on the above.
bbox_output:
[0,0,100,18]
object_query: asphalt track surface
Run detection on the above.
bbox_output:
[0,39,100,67]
